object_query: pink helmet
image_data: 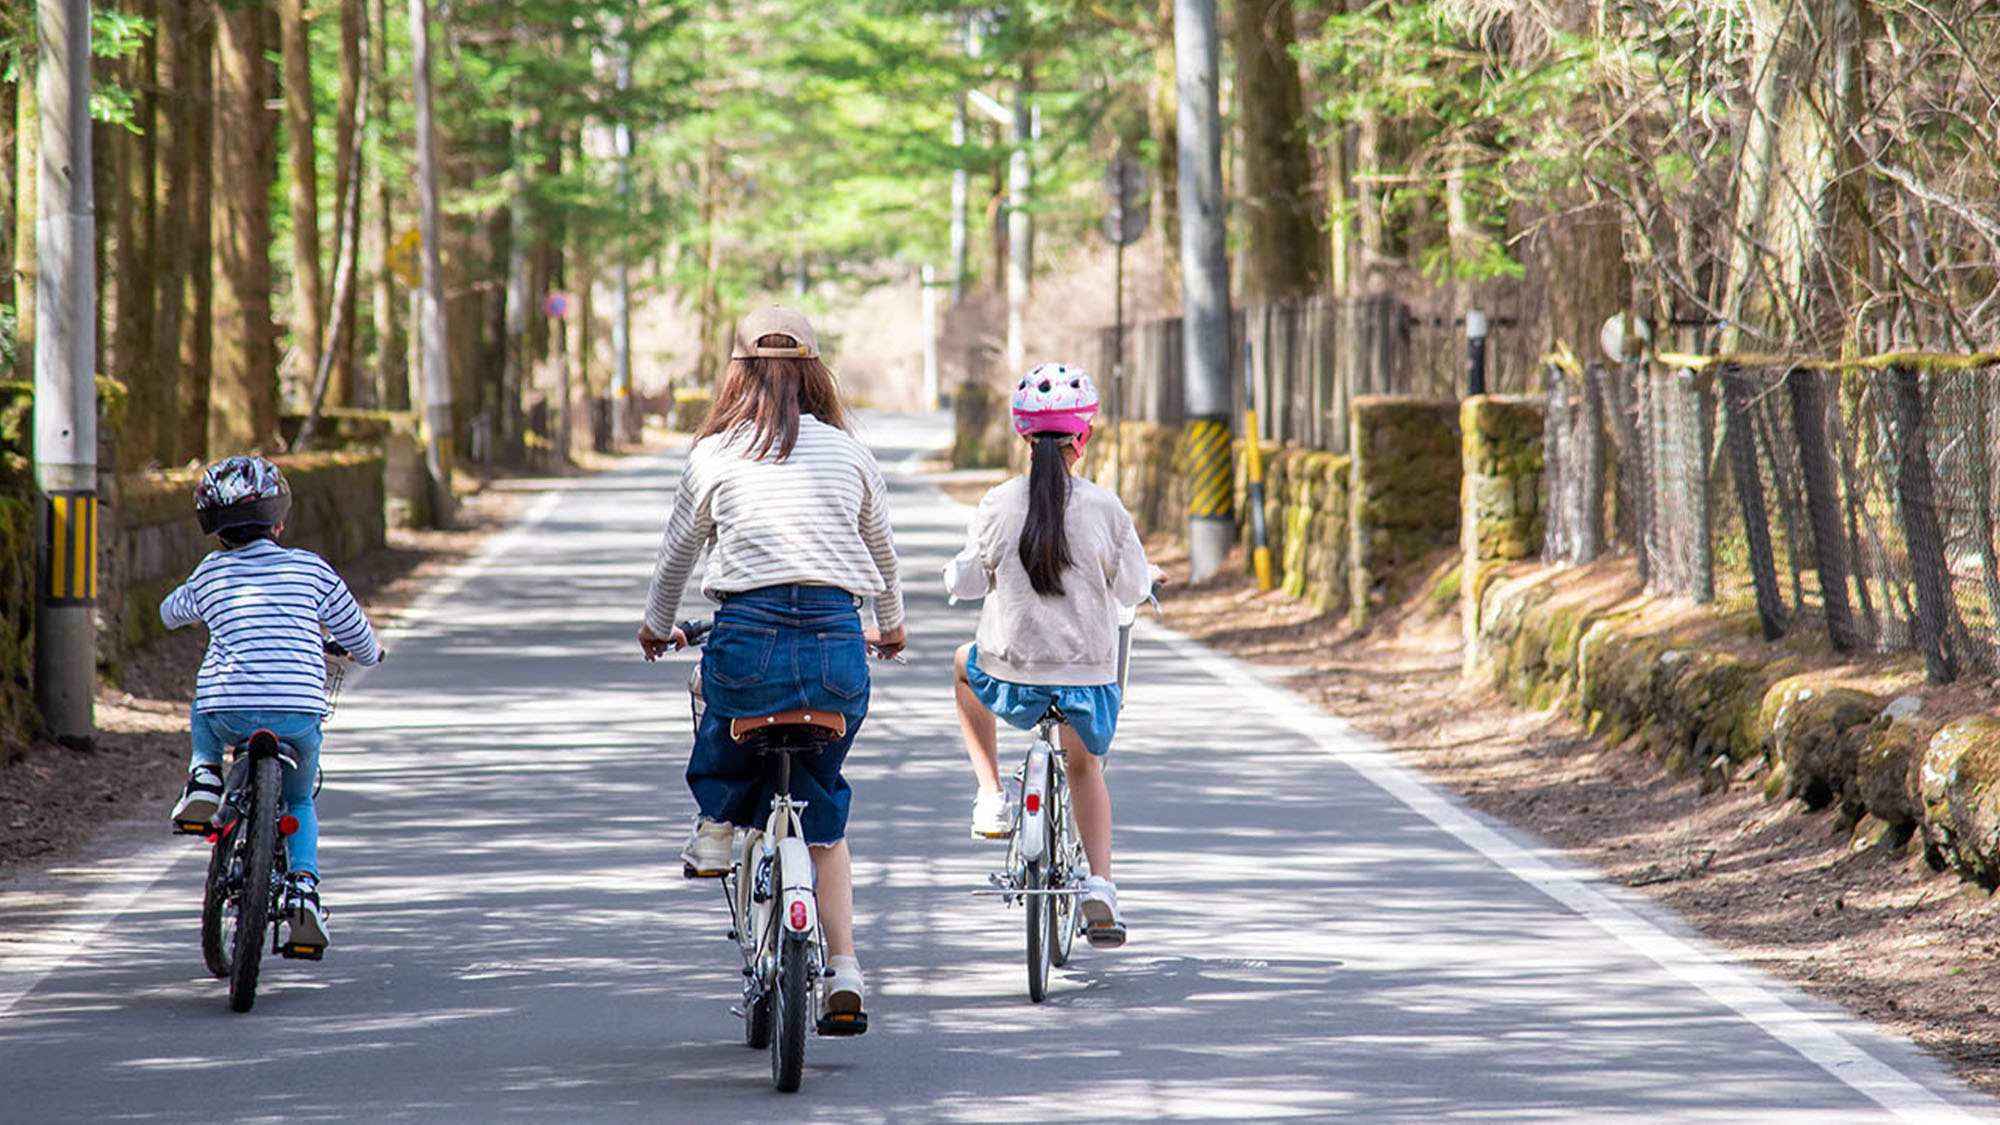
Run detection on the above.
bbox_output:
[1010,363,1099,440]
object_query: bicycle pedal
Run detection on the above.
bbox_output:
[172,819,214,836]
[816,1011,867,1037]
[682,863,726,880]
[280,942,326,961]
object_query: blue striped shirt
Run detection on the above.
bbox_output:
[159,539,382,714]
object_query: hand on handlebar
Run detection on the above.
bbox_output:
[637,622,687,662]
[866,624,907,662]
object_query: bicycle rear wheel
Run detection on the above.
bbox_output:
[771,931,809,1092]
[228,757,280,1012]
[1024,747,1056,1002]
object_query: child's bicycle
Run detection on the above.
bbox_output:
[176,640,352,1012]
[975,586,1161,1003]
[675,619,866,1094]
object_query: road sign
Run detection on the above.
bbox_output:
[544,291,571,319]
[1100,206,1148,247]
[387,229,422,288]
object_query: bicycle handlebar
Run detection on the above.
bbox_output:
[670,617,904,662]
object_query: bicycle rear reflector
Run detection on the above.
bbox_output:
[1024,794,1041,814]
[278,816,300,836]
[790,902,808,930]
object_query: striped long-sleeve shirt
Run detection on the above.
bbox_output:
[160,539,382,714]
[644,416,904,636]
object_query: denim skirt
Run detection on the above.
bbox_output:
[686,584,870,844]
[963,644,1121,757]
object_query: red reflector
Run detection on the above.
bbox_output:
[789,901,808,929]
[1024,794,1041,814]
[278,816,299,836]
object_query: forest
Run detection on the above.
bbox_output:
[1,0,1994,489]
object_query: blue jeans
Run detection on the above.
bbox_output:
[687,585,870,845]
[190,707,325,878]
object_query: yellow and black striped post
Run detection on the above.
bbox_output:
[1183,417,1233,522]
[42,490,99,604]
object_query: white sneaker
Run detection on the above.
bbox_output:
[819,954,867,1035]
[969,790,1011,838]
[170,763,224,827]
[680,818,733,877]
[1080,875,1127,948]
[285,873,331,950]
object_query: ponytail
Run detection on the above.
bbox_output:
[1019,434,1074,597]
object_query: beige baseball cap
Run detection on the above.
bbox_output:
[732,306,820,359]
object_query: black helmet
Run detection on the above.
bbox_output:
[194,455,292,536]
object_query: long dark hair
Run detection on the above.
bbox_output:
[1019,433,1074,597]
[697,335,849,461]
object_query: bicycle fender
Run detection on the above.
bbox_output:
[1020,742,1050,863]
[776,836,819,936]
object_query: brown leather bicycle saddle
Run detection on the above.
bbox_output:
[728,710,848,742]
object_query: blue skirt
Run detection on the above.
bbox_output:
[963,644,1121,757]
[686,585,869,844]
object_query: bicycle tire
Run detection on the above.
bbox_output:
[771,932,809,1092]
[228,757,281,1012]
[1048,765,1079,969]
[200,833,231,978]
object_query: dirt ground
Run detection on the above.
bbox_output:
[1140,534,2000,1097]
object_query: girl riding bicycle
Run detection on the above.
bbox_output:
[638,305,905,1028]
[945,363,1159,948]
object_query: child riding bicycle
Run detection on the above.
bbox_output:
[161,455,382,952]
[945,363,1160,948]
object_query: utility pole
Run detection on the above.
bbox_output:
[611,35,634,445]
[32,0,94,745]
[1175,0,1233,579]
[410,0,455,524]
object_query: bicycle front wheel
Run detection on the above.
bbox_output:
[200,834,231,979]
[771,930,810,1092]
[228,757,281,1012]
[1048,766,1080,969]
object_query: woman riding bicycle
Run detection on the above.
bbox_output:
[638,305,905,1027]
[945,363,1159,947]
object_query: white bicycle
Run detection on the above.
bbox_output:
[977,587,1159,1002]
[677,619,863,1094]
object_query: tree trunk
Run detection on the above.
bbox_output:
[330,0,363,403]
[694,130,722,387]
[1153,0,1180,300]
[1229,0,1322,303]
[279,0,323,401]
[369,0,403,409]
[0,82,16,318]
[178,3,216,461]
[210,2,280,453]
[152,0,197,464]
[113,0,162,463]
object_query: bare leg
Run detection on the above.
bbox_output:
[1061,726,1112,879]
[954,643,1001,794]
[810,839,855,959]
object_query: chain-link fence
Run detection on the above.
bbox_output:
[1543,358,2000,682]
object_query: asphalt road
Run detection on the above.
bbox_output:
[1,412,1993,1123]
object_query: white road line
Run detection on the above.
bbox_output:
[0,479,585,1018]
[1147,624,1985,1123]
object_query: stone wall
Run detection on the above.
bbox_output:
[103,453,386,674]
[1470,560,2000,892]
[1348,397,1462,627]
